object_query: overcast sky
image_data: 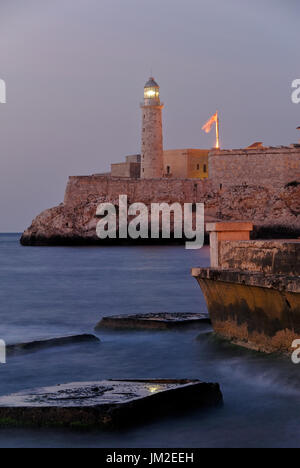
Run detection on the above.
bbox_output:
[0,0,299,231]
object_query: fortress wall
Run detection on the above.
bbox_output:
[209,146,300,188]
[22,169,300,245]
[64,175,213,207]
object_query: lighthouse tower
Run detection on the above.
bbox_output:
[141,77,164,178]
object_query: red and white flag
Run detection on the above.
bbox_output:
[202,112,218,133]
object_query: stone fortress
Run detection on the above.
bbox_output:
[21,77,300,245]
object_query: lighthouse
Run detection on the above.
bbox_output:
[141,77,164,178]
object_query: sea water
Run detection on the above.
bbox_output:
[0,233,299,448]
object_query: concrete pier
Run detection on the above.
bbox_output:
[207,222,253,267]
[192,223,300,354]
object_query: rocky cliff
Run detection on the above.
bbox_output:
[20,176,300,245]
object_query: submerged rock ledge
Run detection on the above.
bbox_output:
[7,334,100,356]
[96,312,211,330]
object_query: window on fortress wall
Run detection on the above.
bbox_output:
[196,164,200,171]
[167,166,171,175]
[203,164,207,173]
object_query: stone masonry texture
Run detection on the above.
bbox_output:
[141,106,164,178]
[209,146,300,188]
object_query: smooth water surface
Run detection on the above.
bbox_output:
[0,234,299,448]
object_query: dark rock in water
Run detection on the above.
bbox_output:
[0,379,223,429]
[7,334,100,356]
[95,313,211,330]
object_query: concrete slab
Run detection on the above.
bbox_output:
[0,379,222,429]
[7,334,100,356]
[95,313,211,330]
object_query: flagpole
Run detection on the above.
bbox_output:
[215,112,220,149]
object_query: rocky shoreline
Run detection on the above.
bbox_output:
[20,177,300,246]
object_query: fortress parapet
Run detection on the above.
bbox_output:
[209,145,300,189]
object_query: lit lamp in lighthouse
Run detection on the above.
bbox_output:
[144,77,161,106]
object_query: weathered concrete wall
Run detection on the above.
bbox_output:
[219,240,300,276]
[192,238,300,354]
[192,268,300,354]
[206,222,253,268]
[209,145,300,188]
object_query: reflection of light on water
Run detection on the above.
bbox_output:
[147,386,161,394]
